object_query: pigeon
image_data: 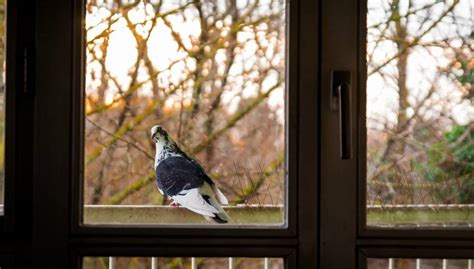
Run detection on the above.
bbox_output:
[150,125,230,223]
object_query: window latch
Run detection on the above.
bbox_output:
[331,70,352,160]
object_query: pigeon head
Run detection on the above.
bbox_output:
[150,125,170,143]
[151,125,182,158]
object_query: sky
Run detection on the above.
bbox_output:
[367,0,473,128]
[85,0,473,130]
[85,0,286,120]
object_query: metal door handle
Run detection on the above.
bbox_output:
[331,71,352,160]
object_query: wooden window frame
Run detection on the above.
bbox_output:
[71,1,298,238]
[3,0,471,268]
[0,0,35,236]
[29,0,319,268]
[320,0,474,267]
[0,3,36,268]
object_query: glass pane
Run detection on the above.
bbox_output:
[367,258,473,269]
[366,0,474,227]
[83,0,286,225]
[83,256,284,269]
[0,0,6,216]
[367,258,474,269]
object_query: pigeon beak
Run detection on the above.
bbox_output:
[151,126,160,141]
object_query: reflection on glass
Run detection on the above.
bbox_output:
[83,257,284,269]
[366,0,474,227]
[368,258,473,269]
[0,0,6,215]
[83,0,286,225]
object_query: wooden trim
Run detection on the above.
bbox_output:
[73,246,296,257]
[83,205,284,225]
[70,0,85,241]
[367,204,474,226]
[319,0,359,266]
[79,204,474,226]
[357,239,474,248]
[357,0,368,240]
[33,0,73,267]
[70,237,298,247]
[296,0,319,267]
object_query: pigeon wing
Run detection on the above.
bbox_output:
[155,156,205,197]
[155,156,229,222]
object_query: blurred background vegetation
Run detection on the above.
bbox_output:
[0,0,468,267]
[82,0,474,224]
[368,258,473,269]
[83,257,284,269]
[366,0,473,207]
[84,0,286,209]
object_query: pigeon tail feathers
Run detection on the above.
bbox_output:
[212,184,229,205]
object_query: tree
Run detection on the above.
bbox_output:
[84,0,286,207]
[366,0,473,205]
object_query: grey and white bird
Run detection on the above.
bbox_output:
[151,125,230,223]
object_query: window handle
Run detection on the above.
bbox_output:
[331,71,352,160]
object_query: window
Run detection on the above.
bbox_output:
[366,0,473,228]
[32,0,317,267]
[320,0,474,267]
[83,0,287,226]
[3,0,472,268]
